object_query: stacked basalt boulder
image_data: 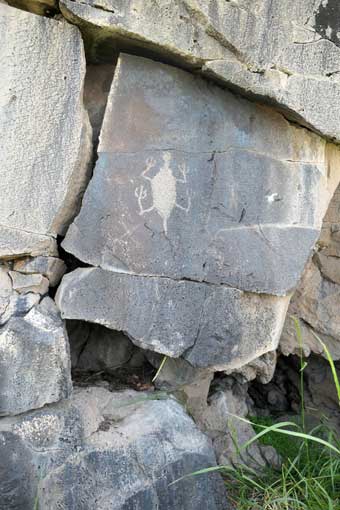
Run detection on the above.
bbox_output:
[2,1,340,508]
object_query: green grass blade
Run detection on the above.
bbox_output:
[311,331,340,406]
[152,355,168,382]
[242,425,340,456]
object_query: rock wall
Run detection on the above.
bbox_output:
[1,1,340,509]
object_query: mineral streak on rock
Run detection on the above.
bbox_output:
[0,4,92,259]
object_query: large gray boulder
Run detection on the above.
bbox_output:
[0,296,72,416]
[56,267,289,371]
[59,0,340,142]
[0,386,227,510]
[58,53,340,370]
[0,5,92,259]
[63,53,339,296]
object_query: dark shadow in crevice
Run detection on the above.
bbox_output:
[66,319,155,391]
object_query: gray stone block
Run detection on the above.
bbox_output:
[56,267,290,371]
[0,387,227,510]
[59,0,340,142]
[0,297,72,416]
[13,256,66,287]
[0,5,92,258]
[63,53,336,295]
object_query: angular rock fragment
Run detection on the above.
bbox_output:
[63,53,337,296]
[59,0,340,142]
[0,265,41,326]
[0,297,72,416]
[0,4,92,258]
[13,256,66,287]
[198,376,280,469]
[0,387,227,510]
[225,350,277,384]
[9,271,49,295]
[56,267,289,370]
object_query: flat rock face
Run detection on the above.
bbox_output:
[60,0,340,142]
[0,387,227,510]
[0,5,92,258]
[0,297,72,416]
[63,53,337,296]
[59,53,340,369]
[56,267,290,370]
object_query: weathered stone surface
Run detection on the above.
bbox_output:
[59,0,340,142]
[147,353,211,389]
[13,256,66,286]
[56,267,289,370]
[0,265,41,326]
[199,376,280,469]
[0,228,58,259]
[280,260,340,360]
[0,4,92,258]
[280,183,340,360]
[0,297,72,416]
[0,387,227,509]
[9,271,49,295]
[225,350,277,384]
[63,53,338,296]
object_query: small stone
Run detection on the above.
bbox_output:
[9,271,49,295]
[14,256,66,287]
[225,350,277,384]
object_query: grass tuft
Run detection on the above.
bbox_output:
[179,317,340,509]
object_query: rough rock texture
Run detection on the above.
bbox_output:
[63,53,338,296]
[0,264,40,326]
[9,271,49,295]
[199,377,280,469]
[58,52,340,370]
[250,355,340,431]
[59,0,340,142]
[13,256,66,287]
[280,184,340,360]
[225,350,277,384]
[0,387,227,510]
[0,4,92,258]
[56,267,290,370]
[0,297,72,416]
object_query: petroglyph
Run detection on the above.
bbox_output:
[134,152,191,235]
